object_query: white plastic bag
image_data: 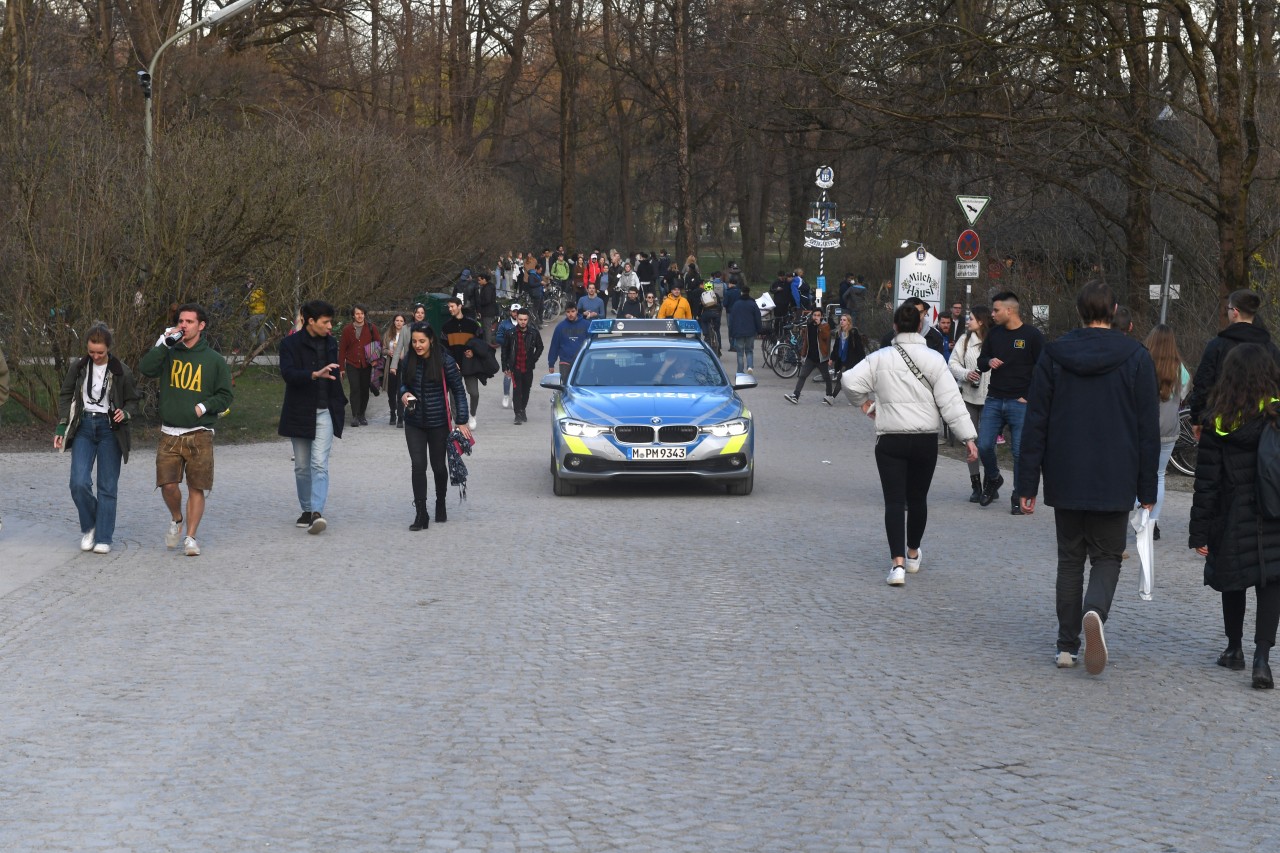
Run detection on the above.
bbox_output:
[1130,506,1154,600]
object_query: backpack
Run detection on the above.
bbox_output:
[1257,418,1280,520]
[701,288,719,307]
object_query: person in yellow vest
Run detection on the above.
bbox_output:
[657,282,692,320]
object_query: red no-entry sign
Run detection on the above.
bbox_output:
[957,230,981,262]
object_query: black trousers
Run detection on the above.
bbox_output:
[512,370,534,416]
[874,433,938,560]
[346,365,372,419]
[793,357,834,397]
[404,423,448,505]
[1222,586,1280,649]
[1053,508,1127,654]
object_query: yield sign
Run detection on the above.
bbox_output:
[956,195,991,226]
[957,229,981,262]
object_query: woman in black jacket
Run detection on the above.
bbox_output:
[399,322,472,530]
[54,323,141,554]
[1190,343,1280,689]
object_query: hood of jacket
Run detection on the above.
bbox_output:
[1218,321,1274,347]
[1044,327,1144,377]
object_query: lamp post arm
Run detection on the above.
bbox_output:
[145,0,261,162]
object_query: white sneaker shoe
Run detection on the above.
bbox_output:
[1082,610,1107,674]
[468,416,477,430]
[886,565,906,586]
[904,548,923,574]
[80,528,96,552]
[746,367,753,375]
[1055,651,1078,668]
[183,536,201,557]
[502,395,511,409]
[165,519,182,549]
[92,543,111,554]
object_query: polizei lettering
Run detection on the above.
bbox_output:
[170,359,203,392]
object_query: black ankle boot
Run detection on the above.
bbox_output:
[980,473,1002,507]
[1253,647,1274,689]
[435,498,448,523]
[969,475,982,503]
[1217,645,1246,670]
[409,502,429,531]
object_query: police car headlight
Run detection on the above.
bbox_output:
[701,418,748,438]
[560,419,611,438]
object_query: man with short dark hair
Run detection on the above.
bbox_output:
[443,297,485,428]
[977,291,1045,514]
[1187,288,1280,437]
[547,304,590,382]
[138,303,234,557]
[784,308,835,405]
[617,286,644,319]
[947,301,964,345]
[1019,279,1159,675]
[502,308,544,425]
[577,282,605,320]
[278,299,347,534]
[477,272,499,344]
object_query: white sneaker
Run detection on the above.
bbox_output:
[1055,651,1078,669]
[183,536,201,557]
[886,565,906,586]
[502,395,511,409]
[822,395,834,406]
[1082,610,1107,674]
[747,367,753,375]
[92,543,111,554]
[80,528,96,551]
[904,548,922,574]
[468,416,477,430]
[165,519,182,549]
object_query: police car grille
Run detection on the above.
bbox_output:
[657,425,699,443]
[613,425,656,444]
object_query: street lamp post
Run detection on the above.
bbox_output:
[142,0,261,166]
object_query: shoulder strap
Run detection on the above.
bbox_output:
[894,344,933,390]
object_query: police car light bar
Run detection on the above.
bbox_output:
[587,319,702,338]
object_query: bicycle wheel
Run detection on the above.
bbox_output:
[772,343,800,378]
[761,340,776,368]
[1169,408,1198,476]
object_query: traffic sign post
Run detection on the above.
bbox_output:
[956,196,991,226]
[956,230,981,262]
[805,166,841,307]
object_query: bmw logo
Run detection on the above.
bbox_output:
[651,417,662,425]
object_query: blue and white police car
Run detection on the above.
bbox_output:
[540,319,757,495]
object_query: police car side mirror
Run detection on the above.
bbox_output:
[732,373,758,390]
[540,374,563,390]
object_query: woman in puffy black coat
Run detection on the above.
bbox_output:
[1189,343,1280,689]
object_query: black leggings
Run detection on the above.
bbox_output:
[874,433,939,560]
[1222,585,1280,649]
[405,423,448,505]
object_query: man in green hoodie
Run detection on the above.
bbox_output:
[139,303,233,557]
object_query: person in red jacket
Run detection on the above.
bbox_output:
[338,304,381,426]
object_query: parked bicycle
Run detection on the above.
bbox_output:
[1169,406,1198,476]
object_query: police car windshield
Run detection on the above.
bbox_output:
[572,345,724,387]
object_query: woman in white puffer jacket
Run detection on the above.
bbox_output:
[842,302,978,587]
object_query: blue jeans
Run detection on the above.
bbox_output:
[69,413,123,544]
[734,337,755,373]
[291,409,334,513]
[977,397,1026,495]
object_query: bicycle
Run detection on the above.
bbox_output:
[1169,406,1198,476]
[767,318,805,378]
[541,285,566,323]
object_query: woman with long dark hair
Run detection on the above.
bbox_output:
[1190,343,1280,689]
[948,304,992,502]
[398,322,472,530]
[53,323,141,554]
[1144,324,1190,538]
[383,312,407,426]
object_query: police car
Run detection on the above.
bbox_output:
[540,319,757,495]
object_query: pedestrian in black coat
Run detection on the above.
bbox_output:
[1187,289,1280,429]
[1189,343,1280,689]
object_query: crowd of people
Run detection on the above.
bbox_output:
[843,281,1280,690]
[16,262,1280,692]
